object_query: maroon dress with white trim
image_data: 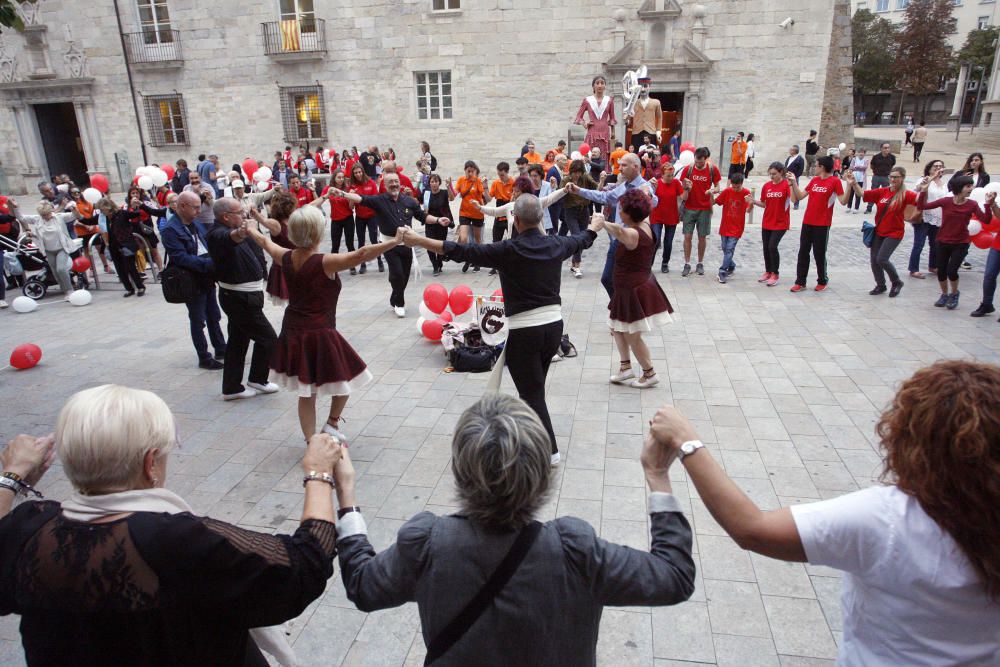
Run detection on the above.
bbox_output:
[270,253,373,397]
[265,220,295,307]
[608,227,674,333]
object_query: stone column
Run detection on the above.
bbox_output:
[947,64,969,131]
[685,90,700,147]
[819,0,854,148]
[73,102,108,174]
[10,102,42,176]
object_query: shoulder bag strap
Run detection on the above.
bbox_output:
[423,521,543,665]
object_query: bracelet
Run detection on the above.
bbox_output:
[1,471,23,483]
[337,506,361,519]
[302,471,336,489]
[0,475,41,498]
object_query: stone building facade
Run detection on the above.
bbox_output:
[0,0,851,194]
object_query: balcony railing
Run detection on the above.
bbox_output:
[123,30,183,66]
[262,18,326,57]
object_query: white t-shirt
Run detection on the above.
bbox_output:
[791,485,1000,666]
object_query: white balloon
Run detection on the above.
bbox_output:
[56,183,70,193]
[419,301,436,320]
[570,151,583,160]
[83,187,102,204]
[135,166,153,178]
[255,180,271,192]
[151,169,169,188]
[838,142,847,151]
[968,220,983,236]
[12,296,38,313]
[676,150,695,168]
[137,175,154,191]
[255,167,273,182]
[68,289,92,306]
[415,317,427,334]
[970,187,987,205]
[984,182,1000,195]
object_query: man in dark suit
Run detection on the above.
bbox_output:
[161,190,226,370]
[785,145,806,210]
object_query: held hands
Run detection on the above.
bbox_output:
[744,193,753,205]
[650,405,700,452]
[640,432,677,491]
[437,217,451,227]
[588,212,606,233]
[302,433,343,475]
[917,176,930,192]
[549,177,557,189]
[1,434,56,486]
[565,182,580,194]
[394,227,407,245]
[683,178,693,190]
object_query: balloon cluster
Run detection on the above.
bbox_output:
[246,160,273,192]
[133,165,172,192]
[416,284,474,341]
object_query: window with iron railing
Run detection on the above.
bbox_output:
[143,94,188,146]
[280,85,326,141]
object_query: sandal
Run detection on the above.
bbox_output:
[909,271,925,279]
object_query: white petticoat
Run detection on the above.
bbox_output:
[608,311,674,334]
[271,368,374,398]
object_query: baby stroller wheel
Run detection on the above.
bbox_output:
[23,277,47,300]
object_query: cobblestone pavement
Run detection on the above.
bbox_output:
[2,211,998,666]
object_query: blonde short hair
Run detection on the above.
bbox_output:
[57,385,177,495]
[36,200,54,216]
[288,205,324,248]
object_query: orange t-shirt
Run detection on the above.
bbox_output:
[489,177,515,203]
[523,151,543,165]
[456,176,485,220]
[73,200,98,236]
[610,148,627,174]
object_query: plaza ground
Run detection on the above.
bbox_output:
[2,205,999,665]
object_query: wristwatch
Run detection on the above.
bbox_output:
[678,440,705,461]
[337,506,361,519]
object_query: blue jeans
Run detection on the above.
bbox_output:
[652,224,677,268]
[719,235,739,275]
[908,222,938,273]
[601,236,618,298]
[186,285,226,362]
[983,248,1000,306]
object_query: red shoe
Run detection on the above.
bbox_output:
[814,283,828,292]
[766,274,779,286]
[758,272,771,283]
[790,284,804,293]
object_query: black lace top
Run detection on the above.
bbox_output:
[0,501,337,666]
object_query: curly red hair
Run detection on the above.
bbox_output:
[877,360,1000,600]
[619,188,652,223]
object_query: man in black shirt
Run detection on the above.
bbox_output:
[332,173,450,316]
[401,195,602,464]
[805,130,820,176]
[205,197,278,401]
[866,142,896,213]
[359,145,381,180]
[785,145,806,210]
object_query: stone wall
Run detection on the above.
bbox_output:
[0,0,849,193]
[818,0,855,149]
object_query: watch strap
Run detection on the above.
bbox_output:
[337,506,361,519]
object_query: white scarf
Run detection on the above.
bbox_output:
[586,94,610,119]
[62,488,298,667]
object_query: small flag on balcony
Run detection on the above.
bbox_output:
[280,20,301,52]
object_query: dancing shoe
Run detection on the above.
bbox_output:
[934,293,949,307]
[0,300,7,309]
[681,263,691,277]
[814,284,828,292]
[321,421,349,445]
[630,373,660,389]
[359,263,367,274]
[947,291,960,310]
[869,286,887,295]
[248,381,280,394]
[766,274,779,286]
[696,263,704,275]
[394,306,406,318]
[970,303,995,317]
[199,358,224,370]
[610,367,635,384]
[790,284,804,293]
[550,452,561,466]
[223,388,258,401]
[758,272,771,283]
[889,282,904,298]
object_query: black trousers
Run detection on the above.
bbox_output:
[491,218,507,243]
[913,142,925,161]
[563,207,589,263]
[384,244,412,307]
[505,321,563,454]
[110,248,145,292]
[936,241,969,282]
[355,217,382,267]
[218,289,277,395]
[426,223,449,271]
[795,225,830,286]
[870,235,901,288]
[331,215,355,253]
[762,228,786,275]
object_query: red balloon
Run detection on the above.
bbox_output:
[679,142,696,153]
[242,158,259,180]
[90,173,109,194]
[132,175,140,186]
[449,285,474,315]
[578,143,591,155]
[161,163,175,180]
[491,288,504,302]
[438,310,454,323]
[984,217,1000,234]
[72,256,91,273]
[423,283,449,314]
[972,231,996,250]
[421,318,444,341]
[10,343,42,370]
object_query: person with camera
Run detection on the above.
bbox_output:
[161,191,227,370]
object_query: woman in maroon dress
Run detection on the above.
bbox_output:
[573,75,617,159]
[250,191,297,307]
[247,205,403,441]
[605,188,673,389]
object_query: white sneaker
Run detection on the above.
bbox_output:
[551,353,563,363]
[630,373,660,389]
[394,306,406,318]
[610,367,635,384]
[550,452,561,466]
[0,300,7,309]
[247,381,280,394]
[574,268,583,279]
[223,388,258,401]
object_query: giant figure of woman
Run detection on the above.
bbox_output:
[574,75,617,159]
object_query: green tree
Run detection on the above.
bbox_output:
[893,0,957,121]
[852,9,899,116]
[956,26,999,77]
[0,1,27,33]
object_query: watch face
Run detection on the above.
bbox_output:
[681,443,695,456]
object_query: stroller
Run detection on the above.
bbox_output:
[0,232,86,300]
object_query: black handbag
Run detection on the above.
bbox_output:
[159,263,200,303]
[448,345,496,373]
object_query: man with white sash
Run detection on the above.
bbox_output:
[402,195,603,465]
[330,173,450,317]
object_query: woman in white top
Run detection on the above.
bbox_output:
[14,199,80,299]
[649,359,1000,667]
[475,173,567,239]
[743,133,756,179]
[846,148,869,213]
[908,158,946,278]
